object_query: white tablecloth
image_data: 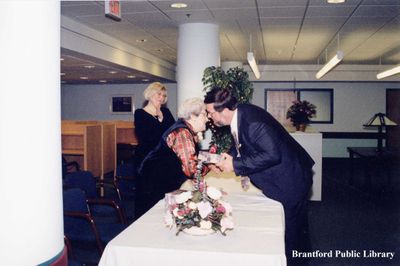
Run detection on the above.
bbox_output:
[99,176,286,266]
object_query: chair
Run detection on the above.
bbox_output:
[62,157,80,178]
[63,188,127,256]
[64,171,126,224]
[115,162,136,200]
[64,236,82,266]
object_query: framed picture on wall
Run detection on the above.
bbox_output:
[110,95,135,114]
[265,88,334,124]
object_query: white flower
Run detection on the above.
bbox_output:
[220,200,233,215]
[221,216,234,233]
[188,201,197,210]
[164,211,174,227]
[172,207,183,219]
[206,186,222,200]
[197,201,212,218]
[200,220,212,230]
[174,191,192,204]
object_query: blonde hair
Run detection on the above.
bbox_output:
[143,82,167,104]
[178,97,205,120]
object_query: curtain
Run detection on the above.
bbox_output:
[266,90,297,126]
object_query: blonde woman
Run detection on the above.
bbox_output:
[134,82,175,169]
[135,97,209,218]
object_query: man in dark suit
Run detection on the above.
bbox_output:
[204,88,314,265]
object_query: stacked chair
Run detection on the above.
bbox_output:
[63,188,127,264]
[64,171,126,224]
[63,170,130,265]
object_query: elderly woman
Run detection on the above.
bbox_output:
[134,82,175,169]
[135,97,209,218]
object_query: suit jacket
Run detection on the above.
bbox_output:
[231,104,314,207]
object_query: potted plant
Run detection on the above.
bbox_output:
[202,66,254,153]
[286,100,316,131]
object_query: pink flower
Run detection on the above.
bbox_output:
[220,201,232,215]
[216,204,226,213]
[209,145,217,154]
[197,201,212,218]
[172,207,183,219]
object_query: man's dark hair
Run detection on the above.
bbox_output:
[204,87,238,112]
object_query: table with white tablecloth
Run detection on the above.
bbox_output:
[99,175,287,266]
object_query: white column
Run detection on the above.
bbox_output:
[0,1,64,265]
[177,23,220,107]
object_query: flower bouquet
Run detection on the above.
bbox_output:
[164,162,234,236]
[286,100,316,130]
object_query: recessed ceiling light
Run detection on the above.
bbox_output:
[142,78,149,82]
[136,39,147,43]
[127,75,136,78]
[84,65,95,69]
[99,80,107,83]
[80,76,89,80]
[60,58,64,61]
[327,0,345,3]
[171,3,187,8]
[109,71,117,74]
[61,73,65,76]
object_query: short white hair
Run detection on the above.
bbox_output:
[178,97,205,120]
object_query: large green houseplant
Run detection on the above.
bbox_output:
[202,66,254,153]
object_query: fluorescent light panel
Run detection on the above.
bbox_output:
[376,65,400,80]
[247,52,260,79]
[315,51,344,79]
[327,0,345,3]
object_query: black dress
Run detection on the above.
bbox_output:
[135,119,198,218]
[133,107,175,170]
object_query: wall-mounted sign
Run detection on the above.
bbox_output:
[105,0,121,21]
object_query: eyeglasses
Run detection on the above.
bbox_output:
[206,110,217,117]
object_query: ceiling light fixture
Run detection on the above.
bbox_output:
[109,71,117,74]
[316,50,344,79]
[247,34,260,79]
[127,75,136,78]
[99,80,107,83]
[171,3,188,8]
[376,65,400,80]
[247,52,260,79]
[80,76,89,80]
[84,65,95,69]
[61,73,65,76]
[327,0,345,3]
[142,78,149,82]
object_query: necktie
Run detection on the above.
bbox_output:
[232,131,241,157]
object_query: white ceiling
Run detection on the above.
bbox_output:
[61,0,400,84]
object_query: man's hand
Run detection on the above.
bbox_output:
[216,153,234,173]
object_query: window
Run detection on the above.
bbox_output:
[110,95,135,114]
[265,89,333,124]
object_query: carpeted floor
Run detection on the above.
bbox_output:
[68,158,400,266]
[307,158,400,266]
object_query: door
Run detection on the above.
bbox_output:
[386,89,400,149]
